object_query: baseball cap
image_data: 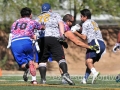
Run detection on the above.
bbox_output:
[41,3,51,13]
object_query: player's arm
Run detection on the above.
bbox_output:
[74,31,87,40]
[35,20,45,30]
[71,24,87,40]
[58,21,65,35]
[65,31,90,49]
[65,31,99,50]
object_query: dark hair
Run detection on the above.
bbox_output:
[20,7,32,17]
[63,14,73,22]
[80,9,91,19]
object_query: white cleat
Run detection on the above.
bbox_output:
[92,72,100,84]
[81,78,87,84]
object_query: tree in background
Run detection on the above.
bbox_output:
[60,0,120,24]
[0,0,120,32]
[0,0,59,32]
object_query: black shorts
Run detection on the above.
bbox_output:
[38,37,65,63]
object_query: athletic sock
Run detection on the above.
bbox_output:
[59,62,68,74]
[39,66,46,80]
[32,76,36,81]
[91,67,97,75]
[84,67,91,80]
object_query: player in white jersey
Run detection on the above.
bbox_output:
[72,9,106,84]
[36,3,74,85]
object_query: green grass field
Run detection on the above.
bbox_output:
[0,75,120,90]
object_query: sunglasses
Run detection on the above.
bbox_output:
[69,20,74,23]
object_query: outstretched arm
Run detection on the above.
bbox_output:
[65,31,89,49]
[58,21,65,35]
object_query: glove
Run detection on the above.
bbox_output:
[59,41,68,49]
[57,34,66,42]
[113,43,120,52]
[57,34,68,48]
[90,45,99,51]
[71,24,81,33]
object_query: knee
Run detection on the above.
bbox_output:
[86,59,93,64]
[39,63,47,67]
[58,59,66,65]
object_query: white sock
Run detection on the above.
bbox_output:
[91,68,97,75]
[32,76,36,81]
[83,77,86,81]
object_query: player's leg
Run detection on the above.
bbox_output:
[23,42,38,84]
[30,45,39,84]
[50,37,74,85]
[38,37,49,84]
[10,40,30,80]
[59,68,68,84]
[81,66,91,84]
[87,39,105,84]
[92,40,105,84]
[39,62,47,84]
[22,63,30,82]
[86,40,100,84]
[47,52,68,84]
[57,59,75,85]
[11,39,37,84]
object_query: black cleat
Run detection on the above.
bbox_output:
[63,73,75,85]
[23,69,29,82]
[40,79,46,84]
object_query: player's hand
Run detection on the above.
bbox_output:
[57,34,68,48]
[57,34,66,42]
[40,22,46,30]
[90,45,99,51]
[71,24,81,33]
[59,41,68,49]
[112,43,120,52]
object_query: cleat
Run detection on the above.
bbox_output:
[31,80,38,84]
[63,73,75,85]
[23,69,30,82]
[81,78,87,84]
[29,61,36,76]
[92,72,100,84]
[116,74,120,82]
[40,79,46,84]
[61,74,68,84]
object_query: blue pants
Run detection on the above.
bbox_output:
[11,39,39,67]
[86,39,106,61]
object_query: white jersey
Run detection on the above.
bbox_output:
[82,19,104,43]
[35,12,63,38]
